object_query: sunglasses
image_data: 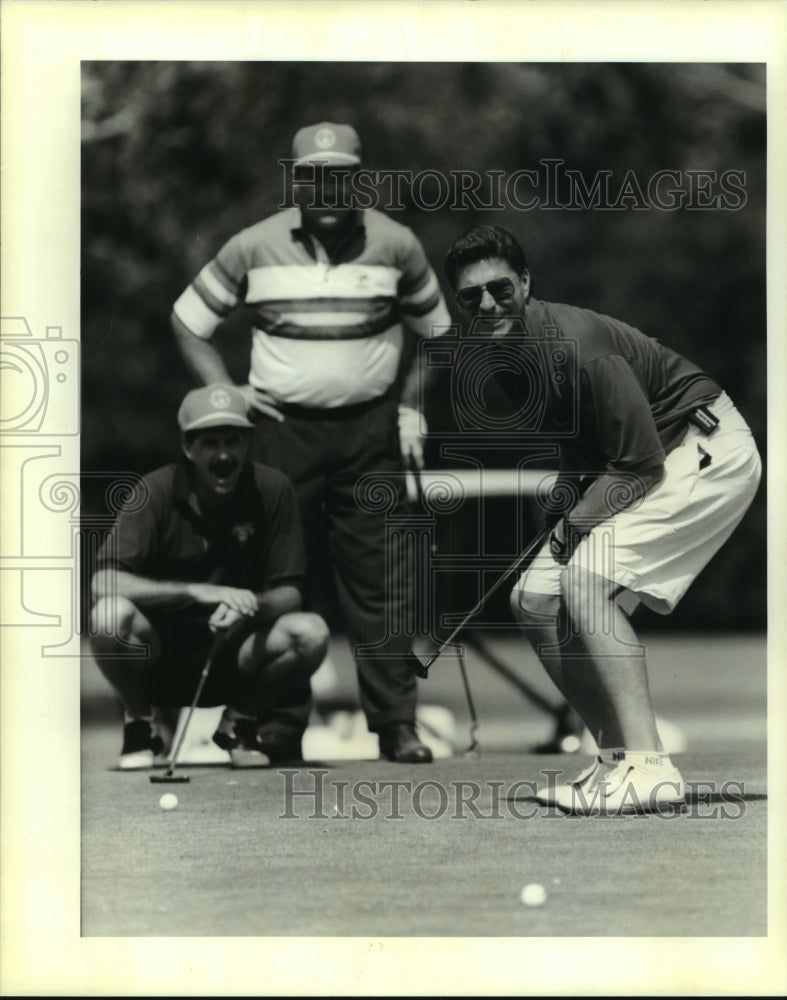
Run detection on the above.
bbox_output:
[455,277,516,310]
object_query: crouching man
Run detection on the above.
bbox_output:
[90,384,329,769]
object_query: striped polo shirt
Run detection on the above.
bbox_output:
[173,207,451,407]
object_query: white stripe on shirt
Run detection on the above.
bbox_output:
[173,285,223,339]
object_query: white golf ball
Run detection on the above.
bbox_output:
[520,883,547,906]
[159,793,178,811]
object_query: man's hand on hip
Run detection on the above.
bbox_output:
[240,384,284,423]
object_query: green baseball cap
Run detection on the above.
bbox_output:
[292,122,361,166]
[177,384,253,433]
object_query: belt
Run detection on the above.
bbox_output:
[278,389,392,421]
[687,399,721,435]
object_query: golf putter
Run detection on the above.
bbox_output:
[406,527,548,679]
[150,630,226,784]
[408,456,481,755]
[456,648,480,757]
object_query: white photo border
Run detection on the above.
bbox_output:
[1,1,786,995]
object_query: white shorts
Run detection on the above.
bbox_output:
[514,393,762,615]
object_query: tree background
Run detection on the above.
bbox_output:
[81,61,766,630]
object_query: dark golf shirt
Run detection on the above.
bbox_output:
[96,460,305,609]
[479,299,722,475]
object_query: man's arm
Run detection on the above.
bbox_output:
[397,350,443,469]
[548,354,669,564]
[252,584,301,622]
[548,464,664,566]
[395,233,453,467]
[171,231,285,421]
[172,311,234,385]
[206,583,302,633]
[254,473,308,620]
[565,464,664,530]
[572,356,666,528]
[171,310,284,422]
[170,238,242,384]
[92,568,259,617]
[399,350,442,413]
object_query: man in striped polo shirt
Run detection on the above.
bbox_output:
[172,122,451,763]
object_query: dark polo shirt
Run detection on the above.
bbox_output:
[474,299,722,475]
[97,460,305,611]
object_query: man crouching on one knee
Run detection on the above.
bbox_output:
[89,384,329,770]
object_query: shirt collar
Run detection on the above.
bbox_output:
[173,458,193,505]
[289,207,366,262]
[523,298,546,337]
[173,458,256,521]
[288,205,366,237]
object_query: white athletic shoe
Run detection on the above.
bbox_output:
[534,756,602,805]
[553,755,686,815]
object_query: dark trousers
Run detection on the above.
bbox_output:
[145,610,312,740]
[254,395,417,733]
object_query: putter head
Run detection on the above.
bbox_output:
[405,650,430,679]
[149,773,190,784]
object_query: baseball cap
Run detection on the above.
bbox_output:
[177,384,254,433]
[292,122,361,166]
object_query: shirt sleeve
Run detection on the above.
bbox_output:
[579,356,666,474]
[172,231,249,340]
[396,230,452,338]
[94,490,160,576]
[255,469,306,591]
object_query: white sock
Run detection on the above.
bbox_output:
[603,749,675,771]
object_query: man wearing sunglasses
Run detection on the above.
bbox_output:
[171,122,452,764]
[444,224,761,814]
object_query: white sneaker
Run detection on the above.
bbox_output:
[534,756,602,805]
[554,755,685,815]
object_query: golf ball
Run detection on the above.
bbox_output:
[520,883,547,907]
[159,793,178,811]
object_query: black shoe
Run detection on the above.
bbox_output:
[119,718,165,771]
[258,733,304,764]
[379,722,433,764]
[213,711,271,769]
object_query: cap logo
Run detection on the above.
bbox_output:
[314,127,337,150]
[210,388,231,409]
